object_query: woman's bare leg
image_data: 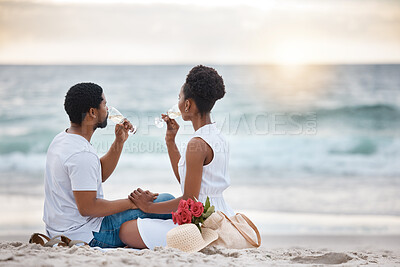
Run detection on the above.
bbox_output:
[119,220,147,249]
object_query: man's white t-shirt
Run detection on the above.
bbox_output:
[43,131,104,243]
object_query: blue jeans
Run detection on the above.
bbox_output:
[89,193,174,248]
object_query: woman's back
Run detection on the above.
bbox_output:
[179,123,234,216]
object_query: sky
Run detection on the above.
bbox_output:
[0,0,399,64]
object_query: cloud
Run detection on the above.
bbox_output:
[0,0,399,64]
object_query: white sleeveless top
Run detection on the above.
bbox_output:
[137,123,235,249]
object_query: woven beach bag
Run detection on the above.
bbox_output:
[202,211,261,249]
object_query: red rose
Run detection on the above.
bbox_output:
[187,198,194,209]
[191,202,204,217]
[172,210,183,225]
[172,212,177,224]
[180,208,192,224]
[178,199,189,210]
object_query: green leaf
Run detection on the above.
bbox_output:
[204,206,215,219]
[204,196,210,211]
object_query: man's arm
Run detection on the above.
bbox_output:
[100,140,124,182]
[73,191,137,217]
[100,120,132,182]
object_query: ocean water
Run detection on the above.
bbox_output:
[0,64,399,237]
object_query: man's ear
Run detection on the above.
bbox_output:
[89,108,97,119]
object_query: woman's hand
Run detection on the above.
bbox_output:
[162,114,180,143]
[128,188,158,212]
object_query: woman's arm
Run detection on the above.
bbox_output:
[166,140,181,183]
[130,138,209,214]
[162,114,181,182]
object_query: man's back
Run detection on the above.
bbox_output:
[43,131,104,243]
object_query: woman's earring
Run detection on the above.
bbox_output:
[185,109,188,112]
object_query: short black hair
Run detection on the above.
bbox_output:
[183,65,225,114]
[64,82,104,124]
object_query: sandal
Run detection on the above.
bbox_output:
[68,239,88,247]
[44,238,68,247]
[29,233,67,247]
[49,235,88,247]
[29,233,50,246]
[29,233,88,247]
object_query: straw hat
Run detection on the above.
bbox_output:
[166,224,218,253]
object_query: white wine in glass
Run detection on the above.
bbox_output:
[154,104,181,128]
[108,106,137,135]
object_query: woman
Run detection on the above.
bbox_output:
[119,65,234,249]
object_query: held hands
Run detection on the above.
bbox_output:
[115,118,134,143]
[128,188,159,212]
[162,114,179,143]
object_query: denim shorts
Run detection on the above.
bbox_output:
[88,193,174,248]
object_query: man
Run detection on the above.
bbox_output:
[43,82,173,248]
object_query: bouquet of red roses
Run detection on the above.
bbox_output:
[171,197,215,231]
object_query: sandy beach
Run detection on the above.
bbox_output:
[1,235,399,266]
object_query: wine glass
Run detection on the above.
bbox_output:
[108,106,137,135]
[154,104,181,128]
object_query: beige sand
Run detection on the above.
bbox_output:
[1,235,399,266]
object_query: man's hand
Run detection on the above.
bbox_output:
[115,118,134,143]
[128,188,159,213]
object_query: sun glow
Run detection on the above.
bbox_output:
[273,42,315,66]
